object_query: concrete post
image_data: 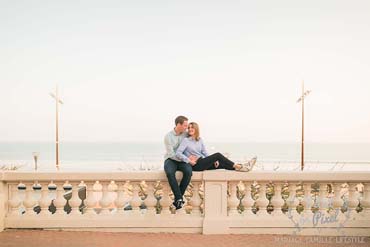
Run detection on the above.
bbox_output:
[0,180,8,232]
[202,171,229,234]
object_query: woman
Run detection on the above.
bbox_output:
[176,122,257,172]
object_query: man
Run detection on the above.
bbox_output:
[164,115,195,210]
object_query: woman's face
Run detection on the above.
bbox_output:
[188,124,195,136]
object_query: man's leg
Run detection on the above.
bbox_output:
[164,159,183,201]
[177,162,192,197]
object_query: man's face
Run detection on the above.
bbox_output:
[178,121,188,133]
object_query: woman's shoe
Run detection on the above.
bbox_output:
[249,156,257,168]
[239,156,257,172]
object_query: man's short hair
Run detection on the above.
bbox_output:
[175,115,188,126]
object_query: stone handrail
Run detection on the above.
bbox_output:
[1,170,370,235]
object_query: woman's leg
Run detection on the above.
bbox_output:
[212,152,237,170]
[193,152,236,171]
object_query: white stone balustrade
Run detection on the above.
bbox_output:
[1,170,370,235]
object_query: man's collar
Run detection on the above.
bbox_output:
[172,127,184,136]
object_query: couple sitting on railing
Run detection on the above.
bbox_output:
[164,115,257,210]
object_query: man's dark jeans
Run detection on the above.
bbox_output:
[164,158,192,201]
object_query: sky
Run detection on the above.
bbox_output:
[0,0,369,143]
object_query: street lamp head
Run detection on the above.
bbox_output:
[296,90,311,103]
[304,90,311,97]
[50,92,64,104]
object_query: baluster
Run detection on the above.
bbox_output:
[361,183,370,217]
[115,182,129,214]
[190,182,202,216]
[145,182,157,216]
[99,182,112,215]
[33,181,42,211]
[124,181,132,213]
[131,182,142,215]
[69,182,82,215]
[84,181,97,215]
[8,183,22,216]
[17,182,26,214]
[38,182,51,216]
[176,205,186,215]
[302,183,313,217]
[48,181,57,203]
[318,183,329,215]
[347,183,359,214]
[242,181,254,216]
[256,182,269,217]
[228,182,239,216]
[199,182,205,215]
[271,182,285,217]
[183,184,193,215]
[287,182,299,217]
[160,183,172,215]
[296,182,305,214]
[110,181,118,211]
[23,183,36,216]
[54,182,67,215]
[332,183,344,217]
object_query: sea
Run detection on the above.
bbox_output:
[0,142,370,172]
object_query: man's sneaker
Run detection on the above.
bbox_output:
[172,199,185,210]
[239,156,257,172]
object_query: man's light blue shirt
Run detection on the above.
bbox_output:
[164,129,187,162]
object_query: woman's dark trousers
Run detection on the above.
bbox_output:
[192,152,236,171]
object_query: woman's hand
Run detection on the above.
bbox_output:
[189,155,198,166]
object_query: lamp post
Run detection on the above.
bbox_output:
[50,85,63,171]
[32,152,39,171]
[296,80,311,171]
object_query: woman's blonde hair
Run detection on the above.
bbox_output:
[189,122,200,141]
